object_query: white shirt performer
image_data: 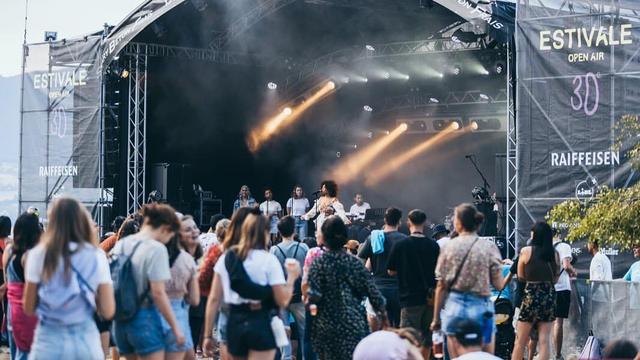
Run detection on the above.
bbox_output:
[349,193,371,221]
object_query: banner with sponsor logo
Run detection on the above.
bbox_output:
[20,35,103,214]
[516,0,640,276]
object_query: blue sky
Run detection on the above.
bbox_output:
[1,0,140,77]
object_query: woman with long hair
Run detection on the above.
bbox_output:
[287,185,310,240]
[431,203,504,355]
[511,221,559,360]
[204,213,300,360]
[203,207,259,360]
[23,197,115,360]
[163,233,200,360]
[3,213,41,359]
[181,215,204,262]
[307,215,387,360]
[111,203,185,360]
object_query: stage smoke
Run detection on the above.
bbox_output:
[364,123,471,186]
[329,122,408,184]
[247,80,336,152]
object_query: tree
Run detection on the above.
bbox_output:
[546,114,640,250]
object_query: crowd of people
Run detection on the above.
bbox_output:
[0,179,638,360]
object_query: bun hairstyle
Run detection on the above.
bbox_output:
[321,215,348,251]
[140,203,180,233]
[454,203,484,232]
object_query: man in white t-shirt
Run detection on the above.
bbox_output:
[589,240,613,281]
[446,317,501,360]
[349,193,371,221]
[260,189,282,243]
[553,239,577,360]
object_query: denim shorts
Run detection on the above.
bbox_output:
[29,319,103,360]
[443,292,495,344]
[216,311,228,343]
[114,306,166,356]
[161,299,194,353]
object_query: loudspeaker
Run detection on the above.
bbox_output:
[494,153,507,203]
[150,163,193,213]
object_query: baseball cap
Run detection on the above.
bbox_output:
[431,224,448,237]
[445,317,482,343]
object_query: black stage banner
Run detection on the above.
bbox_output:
[20,34,103,214]
[516,0,640,277]
[101,0,185,67]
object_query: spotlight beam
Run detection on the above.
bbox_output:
[331,123,408,184]
[364,123,471,186]
[248,81,336,152]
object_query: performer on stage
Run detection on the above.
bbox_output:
[301,180,350,230]
[232,185,257,213]
[259,188,282,244]
[349,192,371,222]
[286,185,310,240]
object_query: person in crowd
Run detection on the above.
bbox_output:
[202,207,263,360]
[353,328,423,360]
[445,317,501,360]
[195,218,230,357]
[270,216,310,360]
[97,216,126,252]
[358,207,407,327]
[199,214,226,253]
[349,193,371,222]
[345,239,359,256]
[602,339,638,360]
[163,232,200,360]
[623,244,640,282]
[430,224,448,242]
[588,240,612,282]
[233,185,257,213]
[431,203,503,355]
[22,197,115,360]
[100,214,142,253]
[301,180,350,231]
[588,239,612,343]
[3,213,41,360]
[308,215,387,360]
[0,215,11,247]
[511,221,560,360]
[180,215,204,262]
[286,185,310,240]
[301,230,325,360]
[204,213,301,360]
[552,234,577,360]
[0,214,11,348]
[111,203,185,360]
[260,189,283,244]
[387,209,440,360]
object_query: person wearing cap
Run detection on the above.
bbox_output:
[446,317,501,360]
[431,224,449,248]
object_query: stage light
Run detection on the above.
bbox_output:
[365,44,375,51]
[383,72,391,79]
[120,69,130,79]
[479,93,489,100]
[330,123,408,184]
[438,73,444,78]
[403,74,411,80]
[451,121,461,130]
[363,78,369,83]
[481,68,490,75]
[336,151,342,158]
[367,131,373,139]
[44,31,58,42]
[429,97,439,103]
[385,130,390,135]
[363,105,373,112]
[495,62,505,74]
[470,121,479,131]
[353,144,358,149]
[453,65,462,75]
[267,82,278,90]
[365,122,464,186]
[248,80,336,152]
[342,77,350,84]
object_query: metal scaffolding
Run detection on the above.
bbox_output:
[505,41,517,258]
[381,89,507,112]
[126,44,148,215]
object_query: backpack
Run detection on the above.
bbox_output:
[275,243,303,302]
[110,241,149,322]
[578,331,602,360]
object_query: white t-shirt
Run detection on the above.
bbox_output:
[455,351,501,360]
[437,237,451,249]
[286,198,310,216]
[260,200,282,216]
[214,249,285,304]
[554,242,573,292]
[590,251,612,281]
[349,202,371,220]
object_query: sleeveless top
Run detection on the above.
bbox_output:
[523,248,557,282]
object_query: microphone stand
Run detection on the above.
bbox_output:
[466,155,491,191]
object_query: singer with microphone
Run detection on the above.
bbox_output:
[301,180,350,231]
[286,185,310,240]
[233,185,257,213]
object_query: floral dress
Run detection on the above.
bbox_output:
[308,250,386,360]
